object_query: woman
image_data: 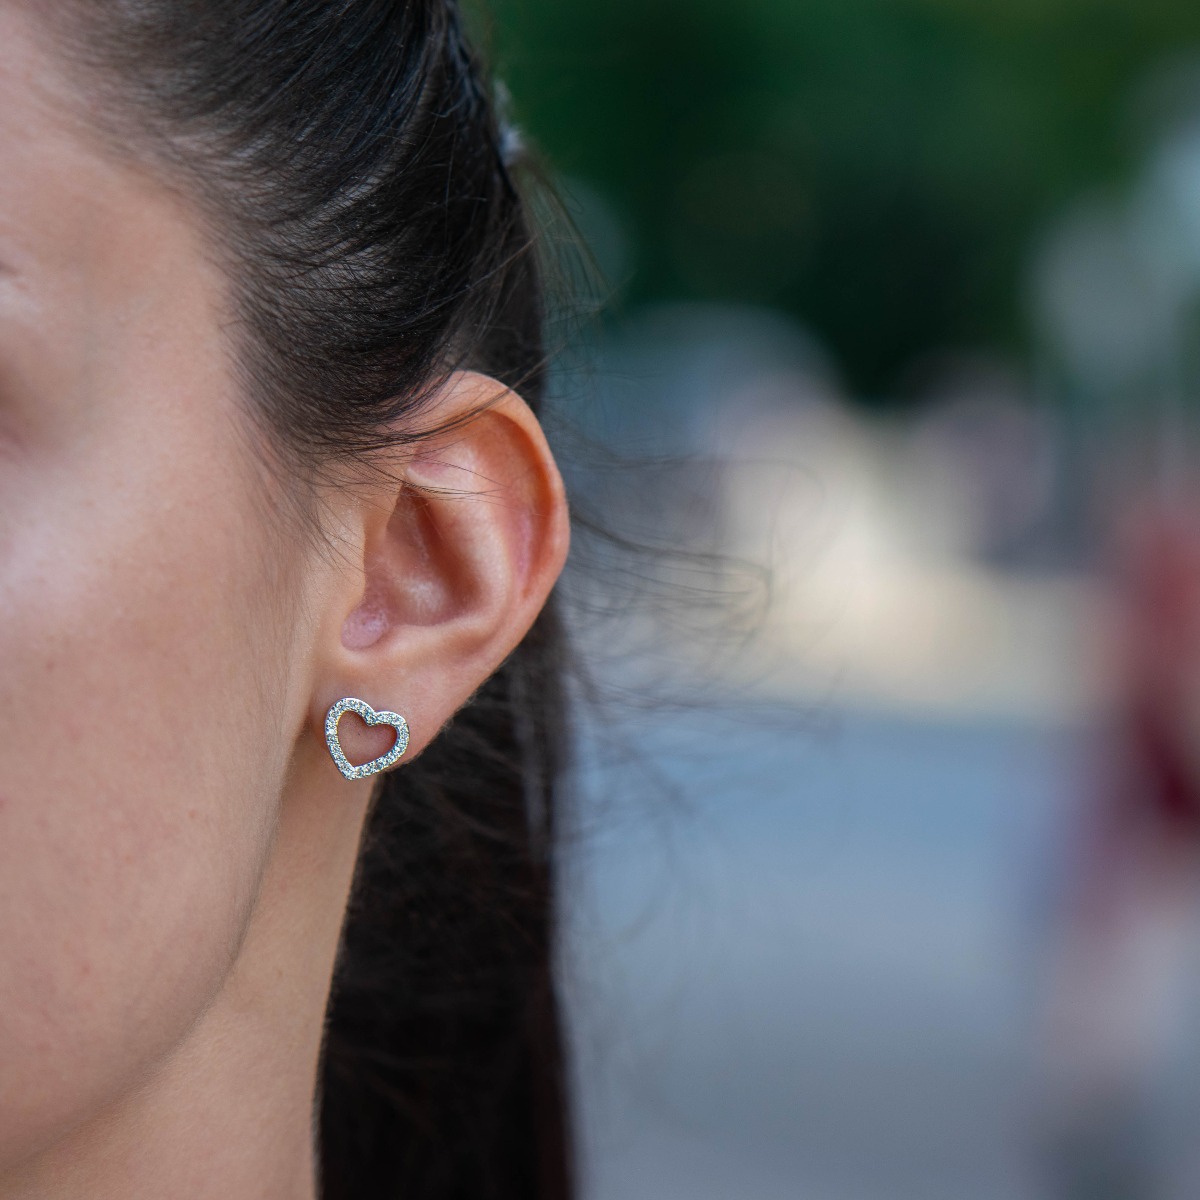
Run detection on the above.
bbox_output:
[0,1,573,1197]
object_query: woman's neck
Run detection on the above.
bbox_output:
[1,761,370,1200]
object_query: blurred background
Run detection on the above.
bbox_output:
[476,1,1200,1196]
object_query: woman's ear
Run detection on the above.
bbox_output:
[308,370,570,776]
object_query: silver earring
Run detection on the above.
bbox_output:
[324,697,410,781]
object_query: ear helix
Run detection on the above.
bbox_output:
[324,697,410,781]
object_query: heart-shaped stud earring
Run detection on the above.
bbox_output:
[324,697,410,781]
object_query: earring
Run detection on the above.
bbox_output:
[324,697,410,781]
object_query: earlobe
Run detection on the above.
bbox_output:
[312,371,569,775]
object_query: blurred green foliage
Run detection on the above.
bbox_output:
[481,0,1200,400]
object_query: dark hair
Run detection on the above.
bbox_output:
[52,2,573,1197]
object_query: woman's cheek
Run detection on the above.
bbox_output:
[0,441,285,1163]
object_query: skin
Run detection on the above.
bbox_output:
[0,6,570,1197]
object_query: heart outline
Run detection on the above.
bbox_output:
[324,697,410,781]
